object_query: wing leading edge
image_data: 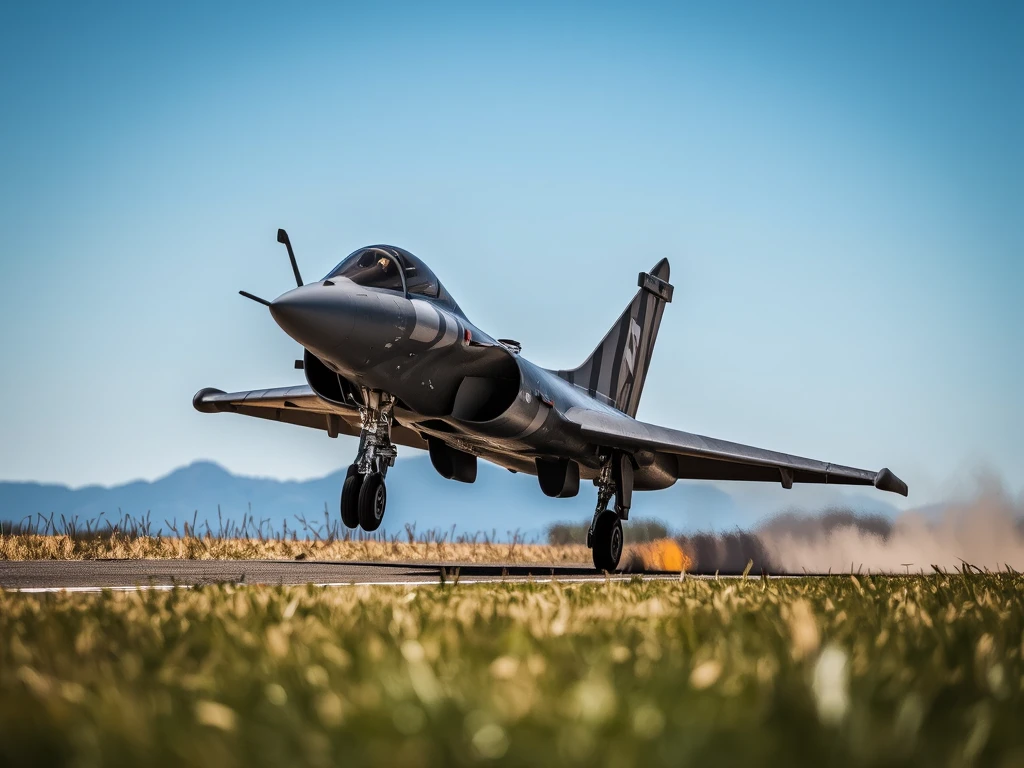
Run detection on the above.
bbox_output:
[564,406,908,496]
[193,386,428,450]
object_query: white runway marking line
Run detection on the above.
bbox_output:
[13,585,179,593]
[8,575,690,593]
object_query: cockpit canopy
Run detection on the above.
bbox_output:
[327,245,437,296]
[326,245,461,313]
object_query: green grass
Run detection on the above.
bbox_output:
[2,575,1022,767]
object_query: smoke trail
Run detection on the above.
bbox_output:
[624,479,1024,574]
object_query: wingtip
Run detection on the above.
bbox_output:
[193,388,227,414]
[874,467,909,497]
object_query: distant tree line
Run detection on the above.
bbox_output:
[547,518,670,546]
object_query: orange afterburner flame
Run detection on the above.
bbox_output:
[626,539,692,573]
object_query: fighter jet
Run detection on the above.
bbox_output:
[195,230,908,571]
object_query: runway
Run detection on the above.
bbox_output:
[0,559,674,592]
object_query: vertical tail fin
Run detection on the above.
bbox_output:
[556,258,673,417]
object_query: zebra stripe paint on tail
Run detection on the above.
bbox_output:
[555,258,673,418]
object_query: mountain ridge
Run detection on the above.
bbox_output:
[0,457,901,541]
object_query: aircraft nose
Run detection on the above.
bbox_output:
[268,285,315,329]
[269,283,356,354]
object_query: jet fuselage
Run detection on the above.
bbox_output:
[269,276,627,481]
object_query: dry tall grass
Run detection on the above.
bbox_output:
[0,532,590,564]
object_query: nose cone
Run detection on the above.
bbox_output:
[270,283,356,354]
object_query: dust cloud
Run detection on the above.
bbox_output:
[763,480,1024,574]
[625,479,1024,575]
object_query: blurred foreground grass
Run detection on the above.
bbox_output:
[2,575,1022,767]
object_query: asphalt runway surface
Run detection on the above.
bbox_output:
[0,559,680,591]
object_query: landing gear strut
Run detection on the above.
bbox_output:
[340,390,397,532]
[587,452,633,572]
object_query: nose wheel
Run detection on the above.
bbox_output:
[340,465,362,529]
[357,472,387,531]
[339,390,397,532]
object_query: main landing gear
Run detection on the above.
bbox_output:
[340,391,397,532]
[587,452,634,572]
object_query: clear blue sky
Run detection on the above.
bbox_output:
[1,1,1020,507]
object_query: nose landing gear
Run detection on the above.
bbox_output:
[587,452,633,572]
[340,390,397,532]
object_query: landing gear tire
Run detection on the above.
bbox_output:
[591,510,623,572]
[340,465,362,529]
[358,472,387,532]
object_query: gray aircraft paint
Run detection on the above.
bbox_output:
[196,242,907,519]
